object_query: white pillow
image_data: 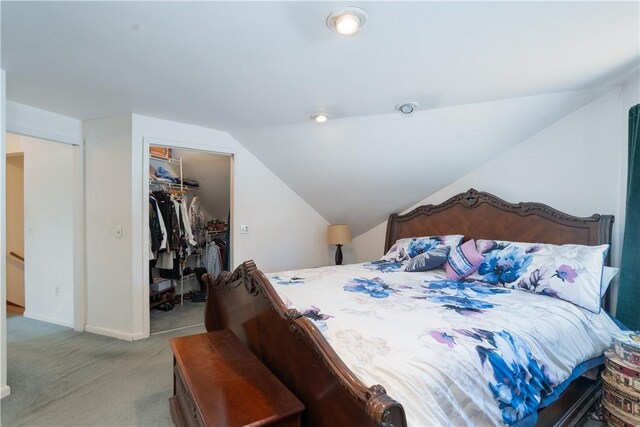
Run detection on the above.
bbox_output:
[470,239,609,313]
[601,266,619,297]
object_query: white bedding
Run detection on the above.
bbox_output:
[268,261,621,426]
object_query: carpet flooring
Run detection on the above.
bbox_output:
[1,312,205,426]
[150,299,204,334]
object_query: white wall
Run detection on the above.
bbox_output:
[83,116,134,340]
[132,115,330,338]
[81,114,329,340]
[5,154,24,307]
[7,135,76,327]
[353,78,640,314]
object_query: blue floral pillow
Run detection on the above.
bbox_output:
[382,235,464,262]
[405,247,450,272]
[470,240,609,313]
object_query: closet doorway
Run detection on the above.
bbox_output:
[147,145,232,334]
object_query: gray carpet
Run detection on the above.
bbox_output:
[150,300,204,334]
[1,312,206,426]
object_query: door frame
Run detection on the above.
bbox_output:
[139,137,234,339]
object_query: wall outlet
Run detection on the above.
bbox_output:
[55,285,61,296]
[240,224,249,234]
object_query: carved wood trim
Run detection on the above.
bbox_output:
[204,261,406,427]
[385,188,614,252]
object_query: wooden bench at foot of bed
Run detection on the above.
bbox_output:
[169,329,305,427]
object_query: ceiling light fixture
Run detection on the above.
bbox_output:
[395,102,419,115]
[311,112,330,123]
[326,7,368,36]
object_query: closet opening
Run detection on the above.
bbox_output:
[146,144,232,335]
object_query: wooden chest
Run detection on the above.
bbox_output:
[169,330,304,427]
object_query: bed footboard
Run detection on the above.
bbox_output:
[203,261,407,427]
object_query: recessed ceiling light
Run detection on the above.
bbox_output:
[311,112,330,123]
[326,7,368,36]
[395,102,419,114]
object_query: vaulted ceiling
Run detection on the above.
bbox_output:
[2,1,639,235]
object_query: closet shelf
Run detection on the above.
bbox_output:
[149,180,196,191]
[150,155,182,165]
[150,285,176,310]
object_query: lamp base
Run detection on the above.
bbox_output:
[334,244,343,265]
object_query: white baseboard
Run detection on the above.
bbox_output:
[1,385,11,399]
[84,324,136,341]
[23,311,73,328]
[131,331,148,341]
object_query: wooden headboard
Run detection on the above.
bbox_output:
[385,189,614,307]
[386,189,613,251]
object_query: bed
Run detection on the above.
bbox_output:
[203,189,619,426]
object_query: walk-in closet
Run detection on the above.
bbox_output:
[148,145,231,334]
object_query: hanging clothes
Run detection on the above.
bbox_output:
[215,239,226,269]
[201,242,222,279]
[159,253,181,280]
[180,197,197,247]
[152,191,174,251]
[169,197,182,252]
[150,196,168,250]
[189,196,207,246]
[149,196,168,253]
[156,251,174,270]
[149,199,162,253]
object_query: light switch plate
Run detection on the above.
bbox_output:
[115,225,123,239]
[240,224,249,234]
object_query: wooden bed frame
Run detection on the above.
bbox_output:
[203,189,614,427]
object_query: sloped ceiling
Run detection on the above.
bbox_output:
[1,2,639,236]
[170,149,231,222]
[232,88,611,236]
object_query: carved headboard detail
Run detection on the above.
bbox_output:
[385,189,614,307]
[385,189,613,251]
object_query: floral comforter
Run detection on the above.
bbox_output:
[268,261,621,426]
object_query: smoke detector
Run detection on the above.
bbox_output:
[395,102,419,114]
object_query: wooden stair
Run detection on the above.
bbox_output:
[6,300,24,315]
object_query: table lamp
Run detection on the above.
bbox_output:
[327,224,352,265]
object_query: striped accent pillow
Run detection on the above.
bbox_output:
[444,239,484,280]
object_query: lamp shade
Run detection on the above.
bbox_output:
[327,224,352,245]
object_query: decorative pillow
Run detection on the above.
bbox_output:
[382,235,463,262]
[405,247,450,272]
[444,239,484,280]
[471,239,609,313]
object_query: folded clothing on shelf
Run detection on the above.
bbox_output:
[180,178,200,188]
[150,279,173,292]
[155,166,177,183]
